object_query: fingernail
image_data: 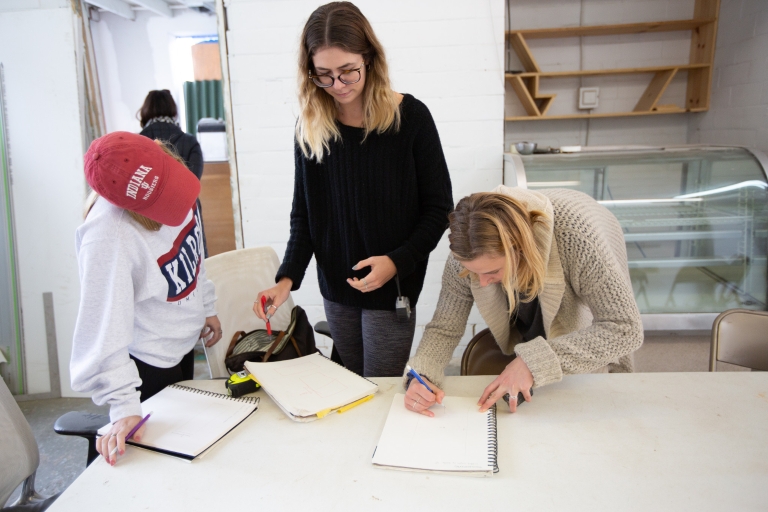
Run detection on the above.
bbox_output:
[351,265,358,270]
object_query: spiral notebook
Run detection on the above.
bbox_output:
[97,384,259,461]
[372,394,498,477]
[244,353,378,422]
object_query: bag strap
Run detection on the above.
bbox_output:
[262,331,287,362]
[290,335,302,357]
[226,331,246,358]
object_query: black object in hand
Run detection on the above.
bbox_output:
[503,387,534,407]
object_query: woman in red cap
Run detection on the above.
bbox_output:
[70,132,223,465]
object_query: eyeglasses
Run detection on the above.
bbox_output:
[309,65,363,88]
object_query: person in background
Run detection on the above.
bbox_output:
[70,132,223,465]
[138,89,208,256]
[404,186,643,416]
[254,1,453,378]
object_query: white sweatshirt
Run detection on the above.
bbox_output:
[70,198,217,422]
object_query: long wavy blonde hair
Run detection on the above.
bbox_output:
[84,139,189,231]
[296,1,401,162]
[449,193,548,314]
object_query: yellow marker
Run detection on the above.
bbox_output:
[315,395,373,419]
[337,394,373,414]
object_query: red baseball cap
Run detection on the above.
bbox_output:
[84,132,200,226]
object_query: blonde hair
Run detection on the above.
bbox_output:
[83,139,188,232]
[296,1,401,162]
[448,193,548,315]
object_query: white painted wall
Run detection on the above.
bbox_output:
[91,8,217,134]
[223,0,505,357]
[505,0,696,150]
[0,3,86,395]
[688,0,768,153]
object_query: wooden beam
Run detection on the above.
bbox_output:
[508,63,709,79]
[132,0,172,17]
[505,108,705,122]
[508,33,540,73]
[634,68,678,112]
[507,75,541,116]
[508,19,716,39]
[687,0,719,110]
[86,0,134,20]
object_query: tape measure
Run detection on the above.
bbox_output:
[226,370,261,398]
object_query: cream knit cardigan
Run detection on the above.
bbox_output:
[407,186,643,389]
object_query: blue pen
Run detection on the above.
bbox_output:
[406,365,444,410]
[405,364,433,393]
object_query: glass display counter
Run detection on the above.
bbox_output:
[503,146,768,330]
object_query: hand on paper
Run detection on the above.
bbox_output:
[254,277,293,321]
[478,357,533,413]
[404,377,445,417]
[200,315,223,347]
[347,256,397,293]
[97,415,146,466]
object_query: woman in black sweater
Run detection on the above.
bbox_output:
[138,89,207,256]
[254,1,453,377]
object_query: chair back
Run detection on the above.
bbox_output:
[460,328,518,376]
[0,379,39,506]
[710,309,768,371]
[203,247,295,378]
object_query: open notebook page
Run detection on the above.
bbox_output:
[372,394,497,476]
[245,353,378,418]
[97,385,258,460]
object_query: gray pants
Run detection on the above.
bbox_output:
[323,298,416,378]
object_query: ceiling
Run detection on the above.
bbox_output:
[85,0,215,20]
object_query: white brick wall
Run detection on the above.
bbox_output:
[223,0,505,353]
[504,0,697,150]
[688,0,768,153]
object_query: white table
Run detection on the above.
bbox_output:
[49,372,768,511]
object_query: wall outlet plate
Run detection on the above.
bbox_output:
[579,87,599,109]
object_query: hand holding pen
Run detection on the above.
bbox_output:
[404,365,445,417]
[97,411,152,466]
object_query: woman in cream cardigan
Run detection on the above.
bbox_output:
[404,186,643,416]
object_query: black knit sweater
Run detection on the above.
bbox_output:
[140,122,204,180]
[276,94,453,310]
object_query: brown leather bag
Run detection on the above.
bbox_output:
[224,305,318,373]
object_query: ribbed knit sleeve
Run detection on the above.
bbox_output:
[515,193,643,386]
[405,256,474,389]
[276,142,314,289]
[386,103,453,278]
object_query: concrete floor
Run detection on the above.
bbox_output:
[6,332,748,506]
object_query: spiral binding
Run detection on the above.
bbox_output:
[169,384,260,405]
[487,403,499,473]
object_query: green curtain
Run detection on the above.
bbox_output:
[183,80,225,136]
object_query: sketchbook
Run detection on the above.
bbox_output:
[97,384,259,461]
[372,394,498,477]
[244,353,378,422]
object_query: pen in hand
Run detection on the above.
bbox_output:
[109,411,152,461]
[406,365,444,409]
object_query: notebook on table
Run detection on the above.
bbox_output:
[244,353,378,422]
[372,394,498,477]
[97,384,259,461]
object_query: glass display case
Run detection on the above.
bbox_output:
[503,146,768,330]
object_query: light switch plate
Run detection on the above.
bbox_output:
[579,87,599,109]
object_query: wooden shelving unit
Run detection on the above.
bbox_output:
[505,0,719,121]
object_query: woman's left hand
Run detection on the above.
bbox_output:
[478,357,534,413]
[347,255,397,293]
[200,315,223,347]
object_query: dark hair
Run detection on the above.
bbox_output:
[138,90,178,128]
